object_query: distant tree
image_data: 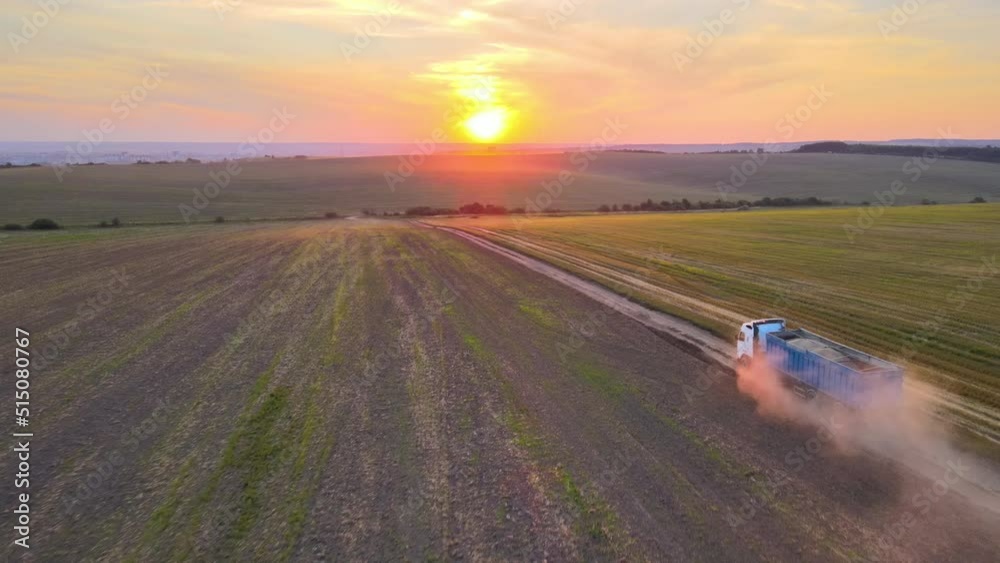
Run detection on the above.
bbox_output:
[111,217,121,227]
[681,198,692,210]
[99,221,109,228]
[611,204,619,212]
[186,158,202,164]
[28,218,60,230]
[404,206,459,217]
[459,202,485,215]
[970,196,987,203]
[3,223,23,230]
[214,216,226,223]
[793,141,851,154]
[324,212,339,219]
[621,203,634,212]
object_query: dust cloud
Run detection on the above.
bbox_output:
[735,359,1000,515]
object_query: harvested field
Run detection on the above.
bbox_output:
[1,220,998,561]
[428,204,1000,442]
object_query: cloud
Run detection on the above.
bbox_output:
[2,0,998,142]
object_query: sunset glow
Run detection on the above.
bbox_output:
[464,108,509,142]
[2,1,999,143]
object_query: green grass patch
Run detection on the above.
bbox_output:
[555,466,622,547]
[462,333,486,358]
[142,460,193,545]
[322,267,355,366]
[517,299,557,328]
[220,385,292,542]
[155,351,289,559]
[573,360,629,401]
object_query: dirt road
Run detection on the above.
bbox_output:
[2,221,998,561]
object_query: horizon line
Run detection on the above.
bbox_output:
[2,138,999,146]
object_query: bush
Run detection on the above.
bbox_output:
[111,217,121,227]
[99,221,109,228]
[324,212,339,219]
[28,218,60,230]
[970,196,987,204]
[214,216,225,223]
[3,223,23,230]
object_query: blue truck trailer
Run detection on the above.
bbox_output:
[736,319,903,408]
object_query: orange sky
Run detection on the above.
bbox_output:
[2,0,999,143]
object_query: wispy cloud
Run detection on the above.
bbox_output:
[2,0,998,142]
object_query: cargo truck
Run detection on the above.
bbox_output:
[736,319,903,408]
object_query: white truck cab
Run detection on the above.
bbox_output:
[736,318,786,365]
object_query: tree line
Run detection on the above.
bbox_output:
[371,202,530,217]
[793,141,1000,164]
[370,197,832,218]
[595,196,830,213]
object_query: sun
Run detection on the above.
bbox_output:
[464,108,509,142]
